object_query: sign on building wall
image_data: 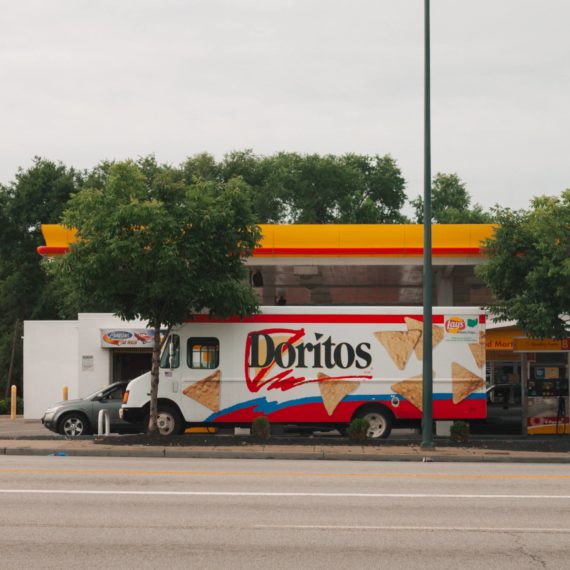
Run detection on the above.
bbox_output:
[513,338,570,352]
[81,355,94,371]
[100,329,166,348]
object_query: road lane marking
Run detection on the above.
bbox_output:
[256,525,570,534]
[1,468,570,480]
[1,489,570,499]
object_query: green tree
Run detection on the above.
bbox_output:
[477,190,570,338]
[180,151,408,224]
[181,152,221,184]
[263,152,407,224]
[412,173,494,224]
[48,159,260,433]
[0,158,80,395]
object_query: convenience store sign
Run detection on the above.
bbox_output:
[513,338,570,352]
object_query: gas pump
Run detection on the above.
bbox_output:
[527,366,569,435]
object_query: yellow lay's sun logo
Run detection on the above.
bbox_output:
[445,316,466,334]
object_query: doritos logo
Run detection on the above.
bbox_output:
[445,317,466,334]
[244,327,372,393]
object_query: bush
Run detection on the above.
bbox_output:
[0,397,24,415]
[251,416,271,441]
[450,420,470,442]
[348,418,370,441]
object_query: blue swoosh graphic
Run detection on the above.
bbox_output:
[206,392,486,421]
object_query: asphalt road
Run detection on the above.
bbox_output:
[0,456,569,569]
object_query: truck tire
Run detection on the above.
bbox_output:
[154,406,184,436]
[356,406,392,439]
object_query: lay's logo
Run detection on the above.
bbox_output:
[445,317,466,334]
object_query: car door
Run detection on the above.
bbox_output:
[96,384,128,430]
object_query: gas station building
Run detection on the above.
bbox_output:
[25,223,569,435]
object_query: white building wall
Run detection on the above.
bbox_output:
[24,314,149,419]
[23,320,79,419]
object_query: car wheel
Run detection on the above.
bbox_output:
[150,407,183,436]
[357,407,392,439]
[59,413,90,437]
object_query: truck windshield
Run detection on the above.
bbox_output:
[160,334,180,368]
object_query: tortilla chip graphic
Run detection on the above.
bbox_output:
[374,330,421,370]
[451,362,484,404]
[468,331,485,368]
[317,373,360,416]
[183,370,221,412]
[404,317,445,360]
[391,375,423,412]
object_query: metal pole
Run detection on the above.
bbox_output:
[521,353,528,436]
[10,385,17,420]
[421,0,434,449]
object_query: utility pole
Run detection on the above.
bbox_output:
[421,0,434,449]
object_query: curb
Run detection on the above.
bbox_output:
[2,446,570,463]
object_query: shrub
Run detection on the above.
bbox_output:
[0,397,24,415]
[450,420,470,442]
[348,418,370,442]
[251,416,271,441]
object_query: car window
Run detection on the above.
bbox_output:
[105,385,125,400]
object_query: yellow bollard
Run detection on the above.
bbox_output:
[63,386,69,401]
[10,385,17,420]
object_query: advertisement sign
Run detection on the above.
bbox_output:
[528,396,569,435]
[100,329,166,348]
[443,315,480,343]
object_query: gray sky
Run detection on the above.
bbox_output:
[2,0,569,211]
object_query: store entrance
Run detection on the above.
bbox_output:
[112,350,152,383]
[472,357,524,435]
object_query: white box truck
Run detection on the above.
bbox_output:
[121,306,486,438]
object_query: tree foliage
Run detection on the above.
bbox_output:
[181,151,408,224]
[0,158,80,394]
[47,158,260,432]
[412,173,494,224]
[477,190,570,338]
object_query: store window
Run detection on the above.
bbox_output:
[188,338,219,369]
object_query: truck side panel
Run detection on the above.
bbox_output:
[164,308,486,425]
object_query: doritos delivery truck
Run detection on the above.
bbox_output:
[120,306,486,438]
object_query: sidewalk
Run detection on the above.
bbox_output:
[1,417,569,463]
[1,437,569,463]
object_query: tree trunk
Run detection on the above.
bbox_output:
[146,321,161,435]
[5,320,19,399]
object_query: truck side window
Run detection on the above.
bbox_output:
[188,338,219,369]
[160,335,180,369]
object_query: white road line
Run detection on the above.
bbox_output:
[255,525,570,534]
[0,489,570,499]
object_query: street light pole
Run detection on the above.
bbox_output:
[421,0,434,449]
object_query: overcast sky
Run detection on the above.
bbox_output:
[2,0,569,211]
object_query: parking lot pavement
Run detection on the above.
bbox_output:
[0,416,50,438]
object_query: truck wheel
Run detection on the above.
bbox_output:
[155,406,184,436]
[59,413,91,437]
[357,407,392,439]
